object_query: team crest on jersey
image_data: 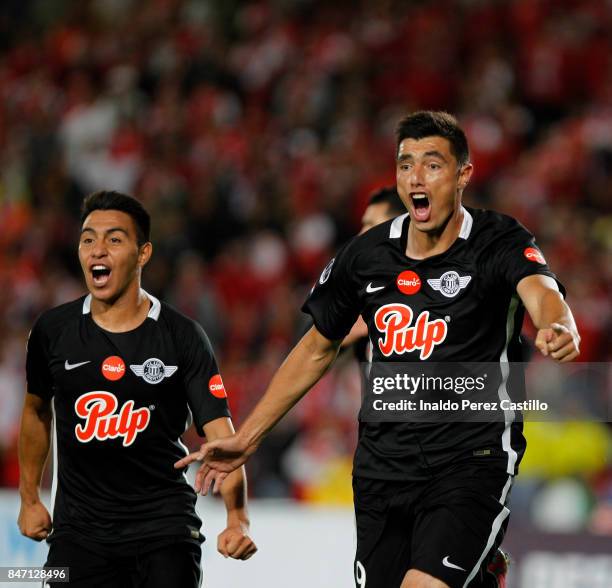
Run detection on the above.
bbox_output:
[318,258,335,285]
[74,391,150,447]
[374,304,447,359]
[130,358,178,384]
[427,271,472,298]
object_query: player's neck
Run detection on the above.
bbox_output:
[406,207,463,260]
[89,282,151,333]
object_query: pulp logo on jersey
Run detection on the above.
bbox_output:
[209,374,227,398]
[374,304,448,359]
[524,247,546,264]
[396,271,421,295]
[427,271,472,298]
[130,358,178,384]
[74,391,150,447]
[101,356,125,381]
[319,258,335,285]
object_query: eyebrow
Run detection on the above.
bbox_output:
[397,150,448,162]
[80,227,130,236]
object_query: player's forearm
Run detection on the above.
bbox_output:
[530,289,577,332]
[18,404,52,504]
[220,466,250,525]
[239,328,340,449]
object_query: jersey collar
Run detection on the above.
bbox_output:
[82,289,161,321]
[389,206,473,240]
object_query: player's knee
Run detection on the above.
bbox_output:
[400,568,450,588]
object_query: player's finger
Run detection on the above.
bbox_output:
[234,539,258,560]
[535,331,551,356]
[547,332,572,353]
[550,341,576,360]
[174,451,203,469]
[212,472,228,494]
[201,459,235,473]
[237,540,257,560]
[217,535,229,558]
[559,348,580,363]
[224,533,243,556]
[200,442,223,461]
[242,547,257,560]
[201,468,220,496]
[194,463,210,493]
[227,537,252,559]
[29,529,48,541]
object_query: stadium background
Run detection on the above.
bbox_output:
[0,0,610,586]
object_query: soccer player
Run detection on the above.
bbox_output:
[177,112,580,588]
[18,191,256,587]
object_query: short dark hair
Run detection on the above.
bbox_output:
[81,191,151,246]
[368,187,405,216]
[396,111,469,166]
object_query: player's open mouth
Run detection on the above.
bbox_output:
[410,193,431,222]
[91,265,111,287]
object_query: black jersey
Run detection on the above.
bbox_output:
[25,291,231,544]
[303,207,564,480]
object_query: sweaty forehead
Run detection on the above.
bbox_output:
[397,136,453,159]
[81,209,136,234]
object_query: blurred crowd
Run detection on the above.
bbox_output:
[0,0,610,534]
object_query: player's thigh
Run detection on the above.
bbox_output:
[137,542,201,588]
[410,465,512,588]
[353,477,414,588]
[44,537,133,588]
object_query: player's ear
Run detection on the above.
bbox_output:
[458,162,473,191]
[138,242,153,268]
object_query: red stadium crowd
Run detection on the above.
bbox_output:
[0,0,610,531]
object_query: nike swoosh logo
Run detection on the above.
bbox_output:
[65,360,91,371]
[366,283,385,293]
[442,556,466,571]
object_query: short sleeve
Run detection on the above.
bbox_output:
[301,240,362,340]
[179,321,231,436]
[25,319,54,399]
[487,222,565,296]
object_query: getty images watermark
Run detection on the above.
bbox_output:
[359,362,610,423]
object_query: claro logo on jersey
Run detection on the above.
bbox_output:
[74,391,150,447]
[374,304,448,359]
[396,271,421,295]
[524,247,546,264]
[208,374,227,398]
[101,356,126,381]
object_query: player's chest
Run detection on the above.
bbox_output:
[357,256,493,359]
[48,326,181,401]
[358,254,483,315]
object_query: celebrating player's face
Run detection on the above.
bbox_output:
[396,136,472,234]
[78,210,151,303]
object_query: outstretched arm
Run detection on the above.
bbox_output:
[18,392,53,541]
[175,326,341,491]
[517,274,580,362]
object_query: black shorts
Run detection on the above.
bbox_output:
[43,535,201,588]
[353,458,513,588]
